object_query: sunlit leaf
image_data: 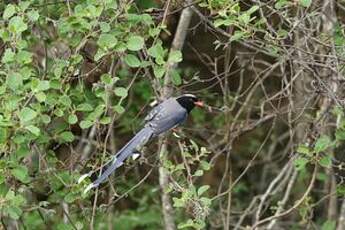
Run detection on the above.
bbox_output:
[124,54,141,67]
[127,35,144,51]
[18,107,37,123]
[114,87,128,97]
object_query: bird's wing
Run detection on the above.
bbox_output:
[148,99,188,135]
[144,103,163,122]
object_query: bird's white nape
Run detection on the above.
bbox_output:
[177,94,197,99]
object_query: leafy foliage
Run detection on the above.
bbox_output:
[0,0,345,229]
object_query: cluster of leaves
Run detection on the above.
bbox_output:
[0,0,200,228]
[164,139,212,229]
[295,135,333,171]
[2,0,344,228]
[295,106,345,195]
[211,4,262,42]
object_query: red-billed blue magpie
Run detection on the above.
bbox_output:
[79,94,203,193]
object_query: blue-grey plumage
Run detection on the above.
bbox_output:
[80,94,203,194]
[83,126,154,193]
[146,98,188,135]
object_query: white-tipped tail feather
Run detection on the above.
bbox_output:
[132,153,140,160]
[83,183,96,194]
[80,126,154,193]
[78,172,91,184]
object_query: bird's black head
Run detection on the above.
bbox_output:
[176,94,203,113]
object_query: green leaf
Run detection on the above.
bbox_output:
[296,145,311,155]
[104,0,118,9]
[17,50,32,64]
[0,127,8,144]
[124,54,141,67]
[319,155,332,168]
[54,108,64,117]
[335,129,345,140]
[19,2,30,11]
[114,87,128,97]
[11,166,30,183]
[294,157,308,171]
[37,80,50,91]
[168,50,182,63]
[2,49,15,63]
[275,0,289,9]
[99,22,110,33]
[59,95,72,107]
[0,29,10,42]
[64,192,78,203]
[173,197,185,208]
[41,114,51,124]
[27,10,39,22]
[6,72,23,91]
[321,220,336,230]
[86,105,105,121]
[59,131,75,142]
[76,103,94,111]
[35,92,46,102]
[101,73,112,85]
[97,33,117,50]
[299,0,312,7]
[3,4,16,20]
[94,49,106,61]
[239,13,250,25]
[153,65,165,78]
[127,35,144,51]
[15,145,29,159]
[194,170,204,177]
[25,125,40,136]
[230,31,247,42]
[50,80,61,89]
[68,114,78,124]
[100,116,111,124]
[8,16,28,34]
[314,135,331,153]
[317,172,327,181]
[171,70,182,85]
[178,219,205,229]
[114,105,125,114]
[197,185,210,196]
[5,206,22,220]
[80,120,93,129]
[18,107,37,123]
[337,185,345,195]
[247,5,259,15]
[148,42,165,59]
[0,86,5,95]
[200,160,211,171]
[148,43,165,65]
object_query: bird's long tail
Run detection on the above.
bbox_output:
[79,126,154,193]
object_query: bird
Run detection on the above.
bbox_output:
[78,94,203,193]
